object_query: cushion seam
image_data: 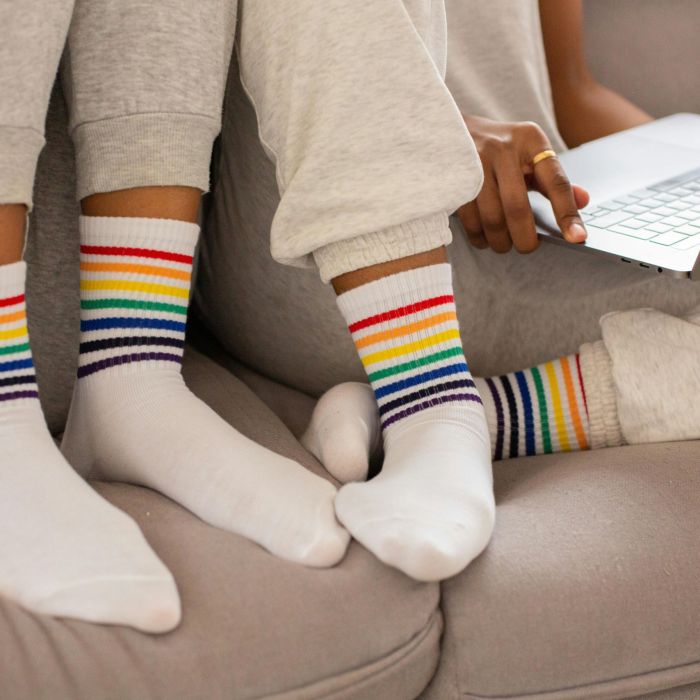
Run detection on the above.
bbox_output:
[461,656,700,699]
[255,610,442,700]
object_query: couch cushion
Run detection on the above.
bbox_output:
[421,442,700,700]
[0,348,440,700]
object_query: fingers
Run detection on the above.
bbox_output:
[533,157,587,243]
[457,202,488,249]
[572,184,590,210]
[495,154,538,253]
[476,169,512,253]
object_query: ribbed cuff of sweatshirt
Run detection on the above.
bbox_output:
[579,339,624,450]
[0,126,45,210]
[72,113,221,200]
[313,213,452,283]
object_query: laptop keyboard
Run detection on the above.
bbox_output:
[581,166,700,251]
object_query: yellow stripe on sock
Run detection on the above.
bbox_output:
[80,280,190,299]
[0,324,27,341]
[354,311,458,349]
[360,328,460,367]
[0,309,26,325]
[544,360,571,451]
[560,356,589,450]
[80,262,191,282]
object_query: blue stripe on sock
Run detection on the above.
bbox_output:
[373,362,471,400]
[80,317,186,333]
[0,357,34,373]
[515,370,535,456]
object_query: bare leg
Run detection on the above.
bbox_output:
[0,204,26,264]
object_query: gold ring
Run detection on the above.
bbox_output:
[532,149,557,166]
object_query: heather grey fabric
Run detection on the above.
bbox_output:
[0,0,74,208]
[0,348,441,700]
[421,440,700,700]
[196,0,700,398]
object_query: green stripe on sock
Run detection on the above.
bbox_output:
[81,298,188,315]
[367,346,464,382]
[531,366,552,454]
[0,341,30,356]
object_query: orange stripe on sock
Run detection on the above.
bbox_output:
[354,311,458,349]
[80,262,191,281]
[0,309,26,325]
[560,356,589,450]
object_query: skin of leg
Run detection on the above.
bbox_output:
[332,247,447,294]
[0,204,27,264]
[81,186,201,223]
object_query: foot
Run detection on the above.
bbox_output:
[334,405,495,581]
[62,370,350,568]
[0,260,178,631]
[2,416,181,631]
[333,264,496,581]
[62,215,349,568]
[301,382,380,483]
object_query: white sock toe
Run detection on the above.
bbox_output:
[301,382,379,483]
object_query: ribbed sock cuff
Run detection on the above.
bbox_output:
[579,340,624,449]
[336,262,453,321]
[79,216,200,254]
[0,261,27,295]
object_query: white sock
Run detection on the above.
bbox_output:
[301,382,379,484]
[61,216,349,567]
[0,261,180,632]
[332,264,495,581]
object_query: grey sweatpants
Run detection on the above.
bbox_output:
[1,0,480,281]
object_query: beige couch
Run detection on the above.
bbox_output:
[3,2,699,698]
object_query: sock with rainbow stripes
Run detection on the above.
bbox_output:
[61,216,349,568]
[476,355,590,460]
[0,260,180,632]
[332,262,495,582]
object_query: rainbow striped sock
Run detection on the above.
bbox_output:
[77,217,198,380]
[336,263,484,437]
[0,262,39,407]
[476,355,590,460]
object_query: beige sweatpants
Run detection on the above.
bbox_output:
[1,0,480,281]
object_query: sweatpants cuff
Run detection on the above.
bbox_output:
[0,127,45,209]
[579,339,623,450]
[312,213,452,283]
[72,113,221,200]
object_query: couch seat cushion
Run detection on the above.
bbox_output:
[0,349,440,700]
[422,442,700,700]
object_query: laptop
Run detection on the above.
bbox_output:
[529,113,700,280]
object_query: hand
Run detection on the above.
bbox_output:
[458,115,590,254]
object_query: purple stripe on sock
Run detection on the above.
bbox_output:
[380,392,482,431]
[77,352,183,378]
[0,390,39,402]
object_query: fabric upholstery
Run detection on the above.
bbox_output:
[0,349,441,700]
[421,441,700,700]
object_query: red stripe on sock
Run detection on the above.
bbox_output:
[80,245,193,265]
[0,294,24,308]
[348,295,454,333]
[575,353,588,417]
